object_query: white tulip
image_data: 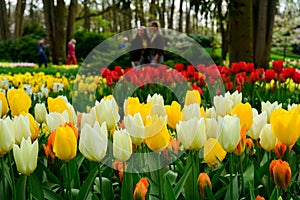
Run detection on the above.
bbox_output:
[46,110,69,132]
[0,117,15,155]
[124,113,145,145]
[113,129,132,162]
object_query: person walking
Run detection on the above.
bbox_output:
[67,39,77,65]
[149,21,164,65]
[38,38,48,68]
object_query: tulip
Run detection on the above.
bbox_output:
[147,93,166,116]
[231,102,253,130]
[42,130,56,163]
[261,101,282,122]
[198,173,212,198]
[204,138,226,166]
[0,117,14,156]
[34,103,47,123]
[79,121,107,162]
[113,129,132,162]
[95,97,120,131]
[164,101,182,129]
[185,89,201,106]
[124,113,145,145]
[247,110,267,140]
[0,91,9,117]
[46,111,69,132]
[206,107,216,119]
[133,178,149,200]
[13,114,31,145]
[176,117,206,150]
[206,118,218,139]
[234,126,247,156]
[225,91,242,108]
[145,119,170,152]
[274,140,288,159]
[259,124,277,151]
[47,96,70,116]
[269,159,291,189]
[217,115,240,152]
[182,104,205,120]
[124,97,152,125]
[13,137,38,176]
[255,195,265,200]
[113,160,127,183]
[7,89,31,116]
[245,138,255,156]
[270,108,300,147]
[53,125,77,161]
[80,112,96,130]
[24,113,40,140]
[213,95,233,117]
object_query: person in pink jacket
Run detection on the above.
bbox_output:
[67,39,77,65]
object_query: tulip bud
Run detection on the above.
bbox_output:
[0,92,9,117]
[255,195,265,200]
[269,159,291,189]
[47,96,70,117]
[259,124,277,151]
[13,114,31,145]
[234,126,247,156]
[53,124,77,161]
[133,178,149,200]
[113,129,132,162]
[182,104,205,120]
[198,173,212,198]
[34,103,47,123]
[213,94,233,117]
[7,89,31,116]
[176,117,206,150]
[13,137,38,176]
[22,113,40,140]
[164,101,182,130]
[113,160,127,183]
[231,102,253,130]
[204,138,226,167]
[185,89,201,106]
[79,121,108,162]
[0,117,14,156]
[245,138,255,156]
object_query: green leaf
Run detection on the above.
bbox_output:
[28,174,44,200]
[38,159,60,184]
[243,163,254,191]
[77,166,98,200]
[164,175,175,200]
[249,182,255,200]
[102,177,114,200]
[174,162,192,199]
[270,187,280,200]
[164,170,177,186]
[205,185,215,200]
[42,186,64,200]
[224,175,239,200]
[16,175,27,200]
[121,172,133,200]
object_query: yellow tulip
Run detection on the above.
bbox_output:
[79,122,107,162]
[124,97,152,125]
[270,108,300,147]
[231,102,253,130]
[48,96,70,116]
[176,117,207,150]
[113,129,132,162]
[259,124,277,151]
[0,92,9,117]
[185,90,201,106]
[34,103,47,123]
[164,101,182,130]
[0,117,15,156]
[53,125,77,161]
[204,138,226,167]
[145,122,170,152]
[23,113,40,140]
[13,137,38,176]
[7,89,31,116]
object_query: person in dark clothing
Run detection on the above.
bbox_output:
[149,21,164,64]
[130,27,150,67]
[38,38,48,68]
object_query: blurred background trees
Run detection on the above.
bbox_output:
[0,0,299,67]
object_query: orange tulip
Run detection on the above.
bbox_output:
[133,178,149,200]
[255,195,265,200]
[245,138,255,156]
[42,131,56,163]
[269,159,291,189]
[198,173,212,198]
[234,126,247,156]
[113,160,127,183]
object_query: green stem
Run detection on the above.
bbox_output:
[239,155,244,197]
[157,152,163,200]
[98,163,104,200]
[267,151,271,197]
[230,153,234,200]
[66,162,72,200]
[8,152,16,200]
[28,175,32,200]
[1,157,6,199]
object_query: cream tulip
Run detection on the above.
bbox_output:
[147,93,166,116]
[46,111,69,132]
[80,112,96,130]
[259,124,277,151]
[261,101,282,122]
[0,117,14,156]
[247,110,267,140]
[206,118,218,139]
[13,114,31,144]
[79,121,108,162]
[113,129,132,162]
[34,103,47,123]
[213,95,233,117]
[13,137,38,176]
[176,117,207,150]
[182,103,203,120]
[95,97,120,131]
[124,113,145,145]
[217,115,240,152]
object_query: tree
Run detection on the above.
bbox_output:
[15,0,26,39]
[67,0,77,42]
[0,0,10,41]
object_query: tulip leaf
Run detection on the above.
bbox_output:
[121,171,133,200]
[16,175,27,200]
[38,159,60,184]
[42,186,64,200]
[28,174,44,200]
[211,162,226,185]
[76,166,98,200]
[270,187,280,200]
[224,175,238,200]
[248,182,255,200]
[164,175,175,200]
[164,170,177,185]
[102,177,114,200]
[243,163,254,191]
[174,162,192,199]
[205,185,215,200]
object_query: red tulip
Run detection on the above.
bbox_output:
[273,60,283,73]
[250,71,259,83]
[245,62,254,72]
[175,63,184,72]
[265,70,276,83]
[231,62,240,73]
[226,81,234,91]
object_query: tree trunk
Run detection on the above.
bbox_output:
[54,0,66,64]
[228,0,253,63]
[216,0,228,61]
[161,0,166,28]
[15,0,26,39]
[185,1,190,34]
[112,0,117,31]
[139,0,145,26]
[0,0,10,40]
[168,0,175,29]
[66,0,77,43]
[149,0,156,20]
[178,0,183,32]
[83,0,90,31]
